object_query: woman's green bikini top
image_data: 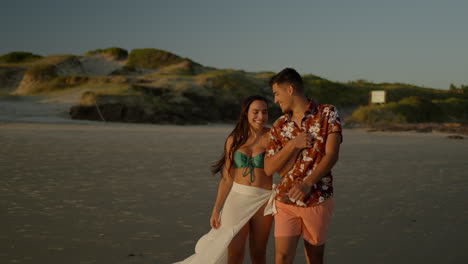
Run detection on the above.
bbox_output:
[233,151,265,183]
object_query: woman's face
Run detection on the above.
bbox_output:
[247,100,268,130]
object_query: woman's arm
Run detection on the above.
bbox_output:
[264,132,311,177]
[277,150,301,177]
[210,136,235,229]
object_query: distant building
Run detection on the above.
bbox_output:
[370,90,386,104]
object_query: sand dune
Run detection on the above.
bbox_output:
[79,55,126,76]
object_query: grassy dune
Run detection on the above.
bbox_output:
[0,48,466,124]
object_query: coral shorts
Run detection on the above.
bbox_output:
[274,198,334,246]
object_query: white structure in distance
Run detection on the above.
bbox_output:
[371,90,386,104]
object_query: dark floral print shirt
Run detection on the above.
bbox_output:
[266,100,342,207]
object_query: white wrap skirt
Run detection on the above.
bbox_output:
[175,182,276,264]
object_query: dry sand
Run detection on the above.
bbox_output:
[1,97,467,264]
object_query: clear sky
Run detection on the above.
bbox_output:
[1,0,467,89]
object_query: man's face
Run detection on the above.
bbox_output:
[272,83,293,113]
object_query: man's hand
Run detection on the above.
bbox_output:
[288,181,312,202]
[292,132,314,150]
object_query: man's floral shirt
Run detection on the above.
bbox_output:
[266,100,342,207]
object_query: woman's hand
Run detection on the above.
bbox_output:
[210,210,221,229]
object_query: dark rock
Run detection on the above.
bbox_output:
[69,103,125,122]
[69,105,102,121]
[415,127,432,133]
[447,135,464,140]
[122,107,144,122]
[97,103,125,121]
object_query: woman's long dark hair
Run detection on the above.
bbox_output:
[211,95,268,176]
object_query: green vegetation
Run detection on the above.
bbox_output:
[127,48,188,69]
[85,47,128,60]
[89,70,467,124]
[2,48,466,125]
[349,96,468,124]
[304,78,370,107]
[0,52,42,63]
[433,97,468,122]
[31,55,79,67]
[198,69,263,97]
[449,83,468,95]
[345,80,468,124]
[156,60,205,76]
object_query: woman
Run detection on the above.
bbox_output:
[176,95,276,264]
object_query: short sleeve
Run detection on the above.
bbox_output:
[327,106,343,141]
[266,125,283,157]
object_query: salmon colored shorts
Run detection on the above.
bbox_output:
[274,198,334,246]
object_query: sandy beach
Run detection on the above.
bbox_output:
[1,97,467,264]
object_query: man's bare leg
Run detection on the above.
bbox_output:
[275,236,300,264]
[304,240,325,264]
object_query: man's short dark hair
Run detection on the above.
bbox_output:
[269,68,303,92]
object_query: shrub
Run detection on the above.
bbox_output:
[85,47,128,60]
[157,60,202,75]
[349,96,468,124]
[433,97,468,122]
[80,91,98,105]
[390,96,438,122]
[0,52,42,63]
[127,48,185,69]
[304,79,370,107]
[349,104,406,124]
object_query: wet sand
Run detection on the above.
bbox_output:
[1,121,467,264]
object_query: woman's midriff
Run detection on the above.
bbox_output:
[233,168,272,190]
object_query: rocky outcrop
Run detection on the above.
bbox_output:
[69,103,199,124]
[367,123,468,135]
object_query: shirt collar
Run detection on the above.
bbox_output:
[285,99,318,121]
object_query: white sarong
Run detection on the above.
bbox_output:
[175,182,276,264]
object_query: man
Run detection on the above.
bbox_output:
[264,68,342,264]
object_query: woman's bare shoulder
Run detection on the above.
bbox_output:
[261,127,271,145]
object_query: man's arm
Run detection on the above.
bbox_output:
[288,132,341,201]
[304,132,341,186]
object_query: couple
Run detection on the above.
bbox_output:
[175,68,342,264]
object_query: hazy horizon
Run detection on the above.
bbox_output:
[1,0,467,89]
